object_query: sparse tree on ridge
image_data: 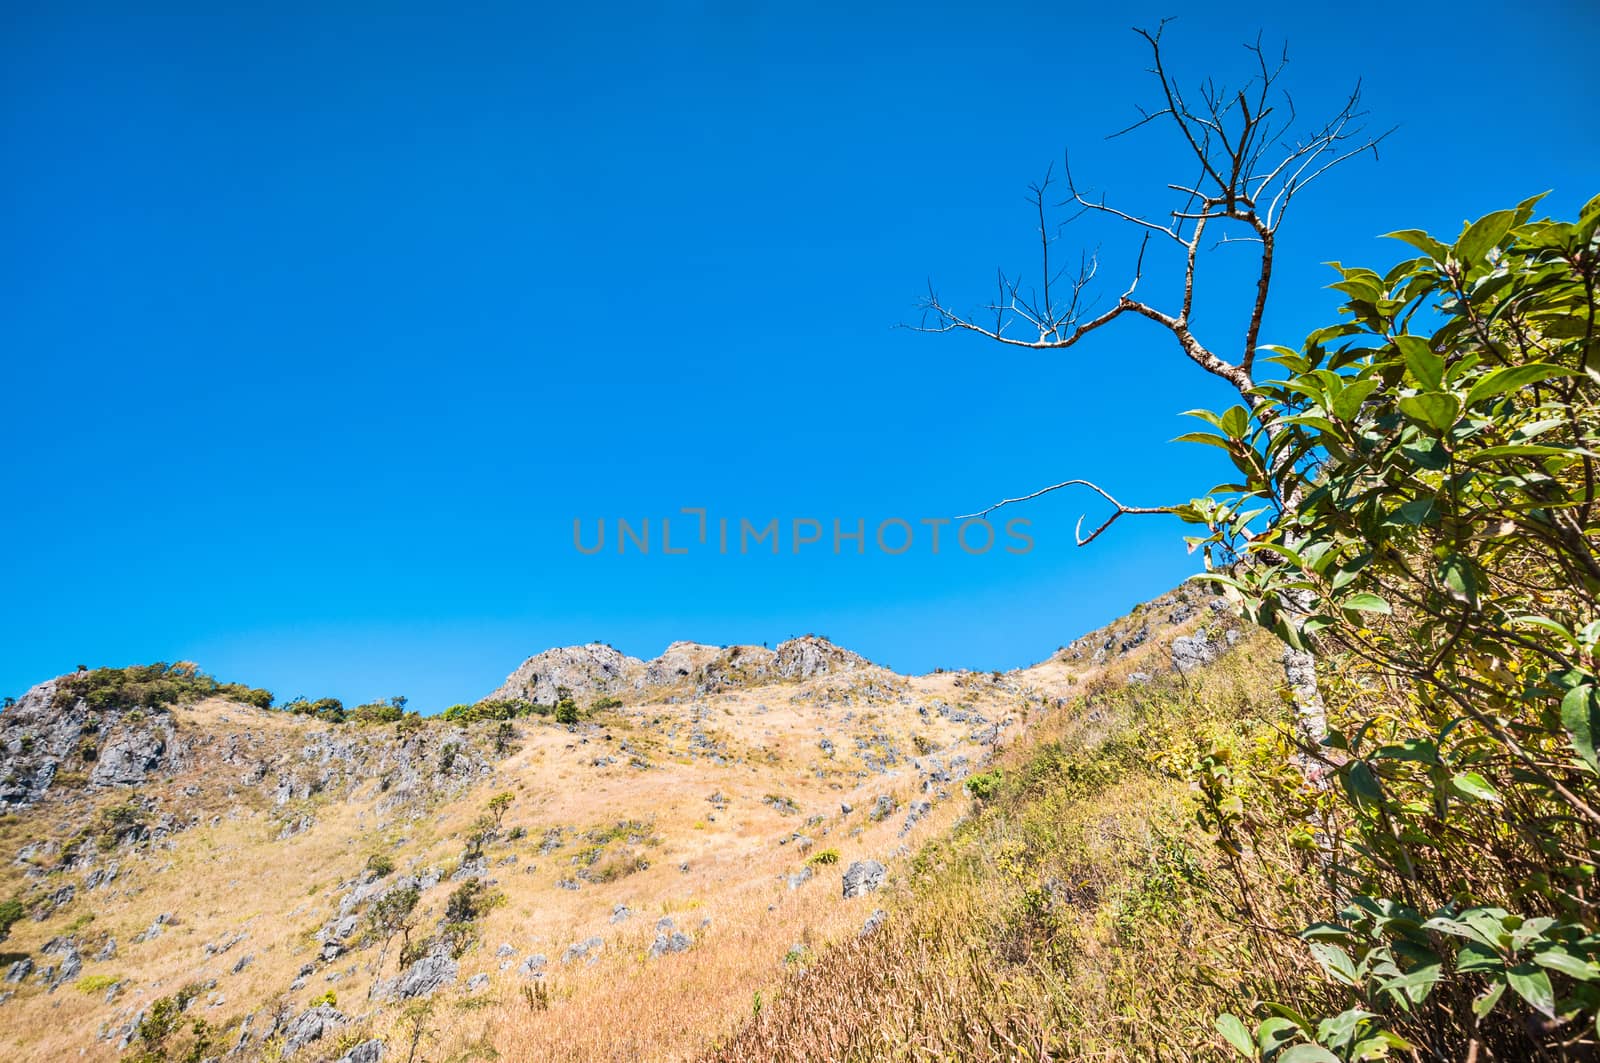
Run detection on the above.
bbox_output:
[915,20,1388,752]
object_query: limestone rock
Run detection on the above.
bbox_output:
[842,859,886,898]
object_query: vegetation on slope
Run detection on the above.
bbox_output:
[711,196,1600,1061]
[50,662,274,715]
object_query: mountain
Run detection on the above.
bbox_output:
[482,635,873,706]
[0,582,1234,1061]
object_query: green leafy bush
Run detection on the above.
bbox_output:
[0,897,24,942]
[1179,193,1600,1059]
[76,974,118,994]
[283,696,346,724]
[554,686,580,726]
[441,699,540,723]
[51,662,271,715]
[963,769,1004,802]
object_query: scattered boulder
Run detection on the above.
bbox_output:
[842,859,886,898]
[1171,632,1218,674]
[382,948,457,1000]
[764,795,799,816]
[648,930,692,959]
[899,800,931,836]
[859,909,888,937]
[283,1003,346,1056]
[132,913,172,943]
[333,1040,385,1063]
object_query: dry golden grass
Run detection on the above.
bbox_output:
[0,595,1220,1061]
[704,631,1297,1062]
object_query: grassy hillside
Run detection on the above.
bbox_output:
[0,584,1236,1062]
[706,628,1295,1061]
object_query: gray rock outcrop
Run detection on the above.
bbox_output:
[486,644,640,706]
[842,859,886,898]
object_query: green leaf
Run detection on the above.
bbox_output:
[1256,1016,1302,1054]
[1309,942,1361,986]
[1455,940,1506,974]
[1396,336,1444,390]
[1214,1014,1254,1058]
[1278,1046,1341,1063]
[1472,981,1507,1019]
[1400,436,1450,471]
[1447,771,1500,803]
[1173,431,1235,452]
[1437,553,1479,606]
[1332,377,1379,421]
[1514,617,1577,647]
[1398,392,1461,433]
[1507,962,1556,1017]
[1532,947,1600,981]
[1469,443,1587,461]
[1314,1007,1374,1050]
[1300,921,1356,942]
[1342,761,1384,809]
[1385,228,1448,260]
[1341,593,1391,615]
[1220,405,1251,440]
[1561,684,1600,773]
[1391,499,1438,526]
[1458,208,1516,263]
[1261,1002,1314,1031]
[1464,363,1575,407]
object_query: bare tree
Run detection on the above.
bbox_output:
[917,21,1389,751]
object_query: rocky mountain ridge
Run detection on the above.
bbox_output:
[484,634,874,705]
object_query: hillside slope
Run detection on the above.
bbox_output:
[0,583,1237,1062]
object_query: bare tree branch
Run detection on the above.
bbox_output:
[910,20,1386,438]
[956,479,1171,546]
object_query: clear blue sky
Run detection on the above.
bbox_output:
[3,2,1595,710]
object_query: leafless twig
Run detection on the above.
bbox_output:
[957,479,1170,546]
[909,20,1388,397]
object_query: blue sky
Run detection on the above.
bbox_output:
[2,2,1595,710]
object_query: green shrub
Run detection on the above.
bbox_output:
[76,974,118,994]
[964,769,1005,802]
[283,697,346,724]
[50,663,272,715]
[805,848,840,866]
[216,683,274,709]
[554,688,580,726]
[1177,194,1600,1060]
[351,701,403,725]
[441,699,539,724]
[0,897,24,942]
